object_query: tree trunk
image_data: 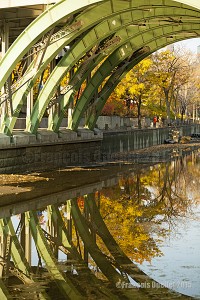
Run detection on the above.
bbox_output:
[164,88,171,125]
[137,95,142,129]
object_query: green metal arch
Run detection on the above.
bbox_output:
[1,20,93,134]
[0,279,11,300]
[70,24,200,131]
[25,0,196,133]
[25,210,83,300]
[85,28,200,129]
[86,52,151,129]
[1,0,200,135]
[0,0,104,91]
[27,10,200,133]
[55,28,200,132]
[2,1,140,134]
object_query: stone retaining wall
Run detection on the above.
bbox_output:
[1,125,200,173]
[101,125,200,156]
[0,129,102,173]
[0,140,101,173]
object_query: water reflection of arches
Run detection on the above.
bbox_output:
[0,198,192,299]
[0,152,199,299]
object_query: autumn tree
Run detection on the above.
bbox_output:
[149,48,194,124]
[115,58,152,128]
[101,91,127,116]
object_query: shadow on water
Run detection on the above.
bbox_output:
[0,148,200,299]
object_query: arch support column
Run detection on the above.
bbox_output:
[0,21,9,129]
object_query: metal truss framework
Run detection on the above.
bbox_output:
[0,0,200,136]
[0,199,191,299]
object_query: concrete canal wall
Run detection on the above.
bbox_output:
[0,125,200,173]
[0,129,102,173]
[101,125,200,156]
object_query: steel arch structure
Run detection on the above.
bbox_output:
[0,0,200,136]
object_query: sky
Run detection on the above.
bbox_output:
[172,37,200,53]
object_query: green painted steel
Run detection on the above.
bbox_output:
[25,2,200,134]
[0,219,31,276]
[71,198,126,284]
[26,0,160,133]
[0,218,50,299]
[86,52,150,129]
[70,23,200,131]
[25,211,83,300]
[47,13,200,132]
[85,39,200,127]
[48,204,120,299]
[0,0,104,91]
[85,33,200,129]
[2,1,120,134]
[1,0,200,136]
[1,27,85,135]
[84,194,182,298]
[71,198,150,300]
[0,279,11,300]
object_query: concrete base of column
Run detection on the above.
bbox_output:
[12,132,37,145]
[58,129,77,141]
[0,134,11,148]
[37,129,58,143]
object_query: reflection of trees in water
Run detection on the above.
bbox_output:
[1,153,199,299]
[1,202,183,300]
[98,153,200,264]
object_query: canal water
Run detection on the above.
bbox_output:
[0,148,200,299]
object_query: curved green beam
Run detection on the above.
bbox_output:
[0,0,106,91]
[49,53,105,132]
[48,205,120,300]
[1,22,86,135]
[25,211,83,300]
[25,1,190,132]
[27,2,200,133]
[71,199,157,300]
[49,20,200,132]
[84,195,185,299]
[13,1,200,133]
[0,218,49,299]
[27,7,200,133]
[0,279,11,300]
[25,2,200,134]
[71,199,127,284]
[2,2,144,134]
[86,34,200,129]
[70,24,200,131]
[2,0,148,134]
[1,0,200,135]
[0,1,199,132]
[55,26,200,132]
[0,0,159,95]
[86,51,151,129]
[85,27,200,129]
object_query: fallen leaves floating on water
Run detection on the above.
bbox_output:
[0,173,51,184]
